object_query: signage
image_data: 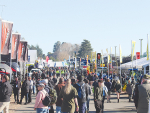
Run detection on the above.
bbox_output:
[97,53,101,67]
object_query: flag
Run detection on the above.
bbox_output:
[46,56,49,63]
[110,47,112,63]
[120,45,122,63]
[21,41,27,62]
[147,35,149,60]
[108,55,110,63]
[106,48,108,54]
[1,20,13,54]
[87,55,88,65]
[18,42,23,61]
[11,33,21,59]
[101,50,104,64]
[131,41,136,60]
[136,52,140,59]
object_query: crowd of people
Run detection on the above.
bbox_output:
[0,67,150,113]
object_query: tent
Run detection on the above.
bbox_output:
[120,57,150,74]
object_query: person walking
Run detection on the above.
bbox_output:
[94,79,103,113]
[32,77,36,95]
[104,79,112,103]
[20,77,30,105]
[74,76,89,113]
[34,83,49,113]
[134,74,150,113]
[12,76,21,104]
[84,79,91,113]
[55,77,65,113]
[0,75,12,113]
[111,80,116,93]
[28,77,33,103]
[52,75,57,86]
[126,80,132,102]
[115,80,121,103]
[59,79,79,113]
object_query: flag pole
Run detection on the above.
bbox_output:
[10,33,12,82]
[131,40,133,77]
[119,45,122,85]
[101,50,103,79]
[148,34,150,74]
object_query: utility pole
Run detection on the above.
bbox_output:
[0,5,6,18]
[139,39,143,58]
[115,46,117,75]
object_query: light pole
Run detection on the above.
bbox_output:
[115,46,117,75]
[139,39,143,58]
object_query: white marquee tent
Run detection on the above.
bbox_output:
[120,57,150,74]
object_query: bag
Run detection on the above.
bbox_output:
[49,88,57,106]
[77,83,86,99]
[42,92,51,106]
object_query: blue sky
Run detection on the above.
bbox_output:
[1,0,150,56]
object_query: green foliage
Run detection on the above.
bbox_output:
[53,41,61,52]
[78,39,93,58]
[28,44,43,58]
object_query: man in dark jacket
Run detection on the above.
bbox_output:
[54,77,65,113]
[74,76,89,113]
[12,76,21,104]
[0,75,12,113]
[20,77,30,105]
[41,71,46,79]
[104,79,112,103]
[52,75,57,85]
[134,74,150,113]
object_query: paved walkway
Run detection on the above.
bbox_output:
[14,93,136,113]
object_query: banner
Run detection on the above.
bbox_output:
[147,35,149,61]
[120,45,122,63]
[11,33,21,59]
[131,41,136,60]
[87,55,88,66]
[136,52,140,59]
[21,41,28,62]
[97,53,101,68]
[1,20,13,55]
[18,42,23,61]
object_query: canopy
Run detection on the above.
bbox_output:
[120,57,150,70]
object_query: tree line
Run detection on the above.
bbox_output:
[28,39,93,61]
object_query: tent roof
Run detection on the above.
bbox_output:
[120,57,150,69]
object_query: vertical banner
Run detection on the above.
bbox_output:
[147,35,149,60]
[120,45,122,63]
[97,53,101,68]
[131,41,136,60]
[1,21,13,54]
[11,33,21,59]
[21,41,27,62]
[136,52,140,59]
[87,55,88,66]
[18,42,23,62]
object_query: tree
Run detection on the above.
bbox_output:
[42,54,46,59]
[78,39,93,58]
[53,41,61,52]
[28,44,43,58]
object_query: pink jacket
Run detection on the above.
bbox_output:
[34,89,48,109]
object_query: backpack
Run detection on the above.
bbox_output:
[49,88,57,106]
[77,83,86,99]
[42,91,51,106]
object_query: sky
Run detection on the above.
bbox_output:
[0,0,150,56]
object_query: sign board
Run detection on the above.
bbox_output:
[28,56,30,62]
[97,53,101,68]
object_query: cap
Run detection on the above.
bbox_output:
[37,83,45,88]
[143,74,150,79]
[40,79,48,84]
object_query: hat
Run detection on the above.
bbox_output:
[77,76,83,81]
[143,74,150,79]
[40,79,48,84]
[37,83,45,88]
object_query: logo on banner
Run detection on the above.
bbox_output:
[5,27,9,45]
[97,53,101,68]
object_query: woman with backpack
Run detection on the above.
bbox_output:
[126,80,132,102]
[115,80,122,103]
[60,79,79,113]
[34,83,49,113]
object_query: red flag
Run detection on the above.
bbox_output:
[136,52,140,59]
[46,56,49,63]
